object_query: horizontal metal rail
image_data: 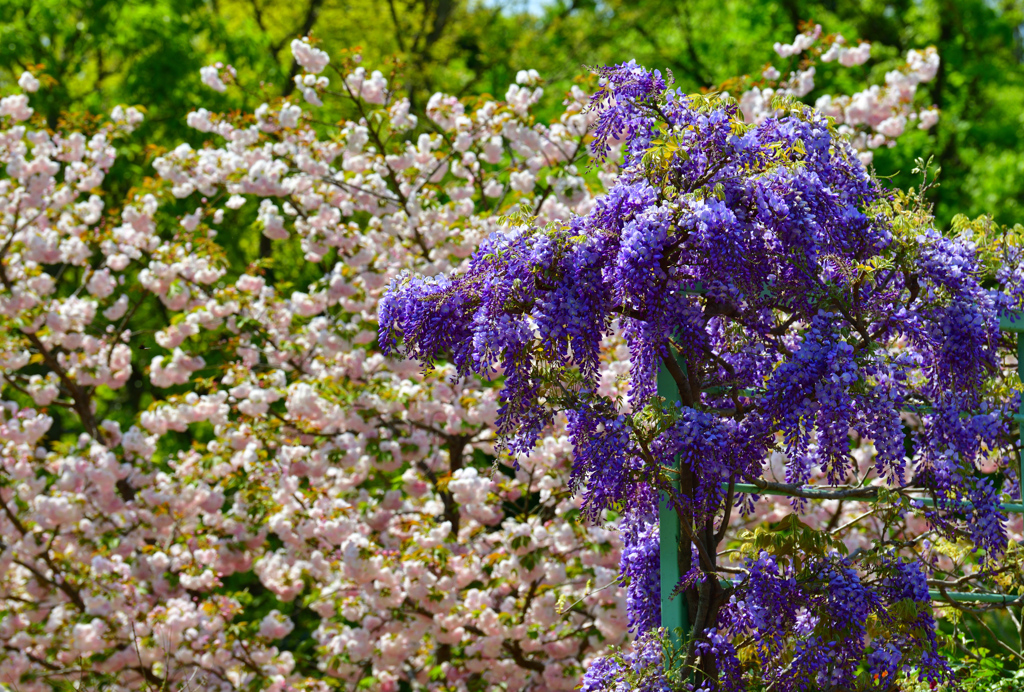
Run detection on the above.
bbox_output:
[730,482,1024,514]
[930,590,1024,604]
[712,576,1024,604]
[1000,314,1024,332]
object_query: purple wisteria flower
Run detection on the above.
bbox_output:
[380,60,1023,690]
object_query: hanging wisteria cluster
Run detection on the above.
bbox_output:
[382,54,1024,690]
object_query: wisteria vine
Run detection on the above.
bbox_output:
[381,58,1024,690]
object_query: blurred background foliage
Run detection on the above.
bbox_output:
[1,0,1022,225]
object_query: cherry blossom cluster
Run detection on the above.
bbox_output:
[0,52,629,691]
[737,24,940,164]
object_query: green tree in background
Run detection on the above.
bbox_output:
[0,0,282,138]
[3,0,1020,225]
[0,0,283,214]
[523,0,1024,226]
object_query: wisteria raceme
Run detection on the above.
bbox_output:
[580,632,670,692]
[617,486,660,636]
[383,49,1024,691]
[712,551,950,691]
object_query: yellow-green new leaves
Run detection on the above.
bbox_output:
[738,514,849,573]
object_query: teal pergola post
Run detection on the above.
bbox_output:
[1000,314,1024,500]
[1017,331,1024,502]
[658,359,689,643]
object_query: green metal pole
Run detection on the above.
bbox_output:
[658,360,689,640]
[998,313,1024,500]
[1018,332,1023,502]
